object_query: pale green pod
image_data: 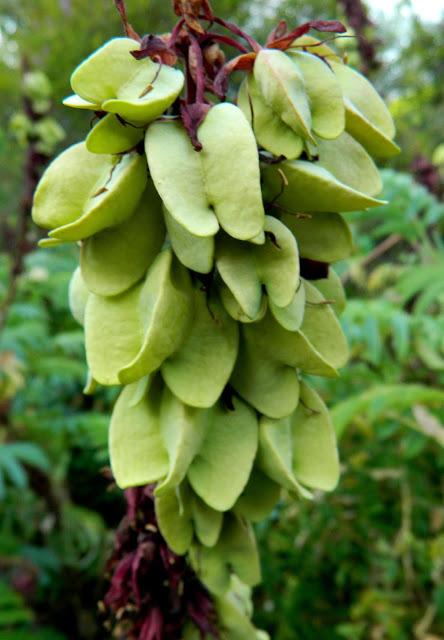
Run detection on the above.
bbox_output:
[118,249,193,385]
[253,49,312,140]
[215,596,258,640]
[269,281,305,331]
[68,267,89,326]
[187,397,258,511]
[191,514,261,595]
[280,212,353,263]
[234,468,281,522]
[216,216,299,319]
[32,142,147,241]
[63,94,100,110]
[218,279,267,324]
[197,103,265,240]
[38,237,67,248]
[155,484,194,555]
[230,330,301,419]
[163,206,214,274]
[258,414,312,498]
[162,287,238,408]
[80,181,165,297]
[155,389,209,495]
[237,75,303,160]
[71,37,184,123]
[191,492,224,547]
[287,50,344,140]
[316,132,382,197]
[262,159,384,213]
[288,35,341,62]
[85,281,142,385]
[296,280,349,373]
[86,113,145,154]
[292,381,340,491]
[146,121,219,237]
[313,268,346,315]
[331,61,399,158]
[109,376,168,488]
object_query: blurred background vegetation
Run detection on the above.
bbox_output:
[1,0,444,638]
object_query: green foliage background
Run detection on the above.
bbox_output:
[1,1,444,638]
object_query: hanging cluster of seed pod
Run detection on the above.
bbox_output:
[31,1,398,637]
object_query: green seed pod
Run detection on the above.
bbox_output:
[287,35,342,62]
[163,206,215,274]
[80,181,165,297]
[70,37,184,123]
[191,492,224,548]
[286,50,345,140]
[269,281,305,331]
[146,104,265,241]
[190,514,261,596]
[262,157,384,213]
[161,286,238,408]
[109,376,168,488]
[217,278,268,324]
[253,49,313,141]
[187,397,258,511]
[216,216,299,320]
[68,267,89,326]
[118,249,194,385]
[156,388,209,496]
[32,142,147,241]
[331,60,400,158]
[313,268,347,315]
[234,467,281,522]
[280,211,353,264]
[237,75,304,160]
[86,113,145,155]
[155,483,194,555]
[63,94,100,110]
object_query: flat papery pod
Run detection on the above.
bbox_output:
[258,414,312,498]
[191,492,224,547]
[198,103,265,241]
[163,206,214,274]
[86,113,145,154]
[286,51,344,140]
[288,35,341,62]
[215,596,258,640]
[191,514,261,595]
[316,132,382,197]
[330,61,399,158]
[155,389,209,496]
[292,381,340,490]
[234,467,281,522]
[216,216,299,318]
[187,397,258,511]
[269,281,305,331]
[109,376,168,488]
[155,483,194,555]
[146,105,265,242]
[230,330,300,419]
[38,237,68,248]
[63,94,100,110]
[68,267,89,326]
[85,282,142,385]
[32,142,147,241]
[262,158,384,213]
[162,287,238,408]
[118,249,193,385]
[237,75,303,160]
[280,211,353,263]
[253,49,313,141]
[218,279,267,324]
[80,181,165,297]
[70,38,184,123]
[313,268,346,315]
[298,280,349,372]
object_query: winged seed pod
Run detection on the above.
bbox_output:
[31,3,398,636]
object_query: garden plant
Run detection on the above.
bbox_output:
[30,0,399,637]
